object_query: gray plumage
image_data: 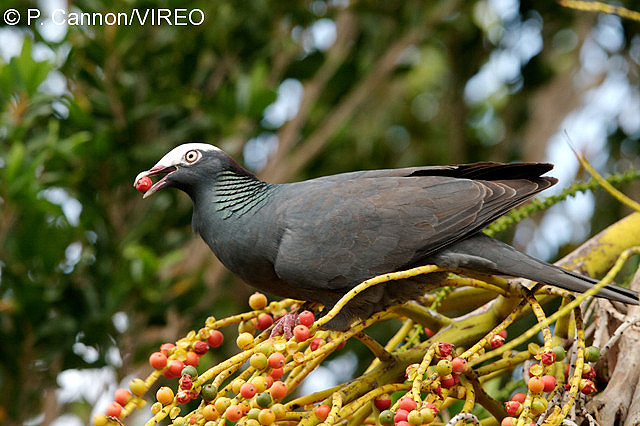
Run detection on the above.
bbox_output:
[135,144,638,330]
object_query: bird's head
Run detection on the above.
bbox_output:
[134,143,241,199]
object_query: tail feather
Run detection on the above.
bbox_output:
[428,233,639,305]
[553,268,638,305]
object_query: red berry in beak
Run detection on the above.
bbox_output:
[135,176,152,193]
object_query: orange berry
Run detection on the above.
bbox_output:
[105,401,123,418]
[114,388,131,406]
[149,352,167,370]
[156,386,174,405]
[249,292,268,310]
[225,404,244,422]
[268,352,286,369]
[528,376,545,394]
[269,380,288,400]
[315,404,330,421]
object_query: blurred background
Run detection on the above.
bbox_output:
[0,0,638,424]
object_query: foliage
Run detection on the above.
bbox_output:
[1,0,639,424]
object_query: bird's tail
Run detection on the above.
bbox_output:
[429,233,639,305]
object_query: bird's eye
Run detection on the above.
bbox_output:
[185,150,200,163]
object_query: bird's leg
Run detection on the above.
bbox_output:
[270,301,323,338]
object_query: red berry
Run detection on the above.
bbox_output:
[268,352,286,369]
[256,313,274,330]
[504,400,521,416]
[542,375,557,392]
[541,350,557,365]
[582,365,596,380]
[511,392,526,403]
[240,382,257,399]
[441,374,455,389]
[501,417,516,426]
[398,396,417,411]
[374,394,391,410]
[114,388,131,406]
[207,330,224,348]
[160,343,175,357]
[498,329,507,338]
[270,367,284,380]
[179,374,193,390]
[580,379,597,395]
[184,351,199,367]
[451,357,467,373]
[105,401,123,418]
[149,352,168,370]
[135,176,152,193]
[436,342,453,358]
[193,341,208,355]
[298,310,315,327]
[424,328,434,337]
[293,324,311,342]
[163,359,184,379]
[310,338,324,351]
[490,334,505,349]
[264,374,274,389]
[315,404,331,421]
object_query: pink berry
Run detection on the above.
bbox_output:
[451,357,467,373]
[394,409,409,423]
[398,396,417,411]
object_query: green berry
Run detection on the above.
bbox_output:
[552,345,566,362]
[585,346,601,363]
[379,409,395,425]
[181,365,198,378]
[436,359,453,376]
[201,384,218,402]
[256,391,272,408]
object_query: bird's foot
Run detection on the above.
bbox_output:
[270,313,298,339]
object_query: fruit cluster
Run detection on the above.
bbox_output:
[92,277,604,426]
[92,293,350,425]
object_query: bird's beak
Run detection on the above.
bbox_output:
[134,165,177,199]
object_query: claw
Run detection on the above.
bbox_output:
[270,313,299,339]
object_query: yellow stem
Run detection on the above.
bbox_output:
[315,265,442,328]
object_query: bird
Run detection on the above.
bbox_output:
[135,143,638,331]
